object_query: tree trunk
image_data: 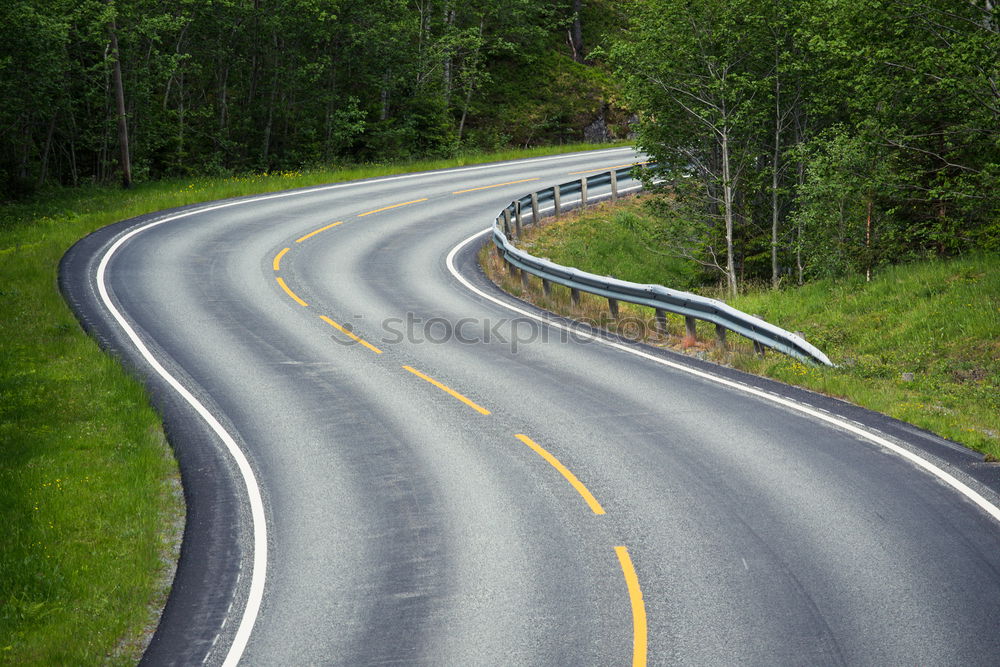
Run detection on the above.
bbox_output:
[570,0,585,63]
[37,113,57,188]
[218,66,229,132]
[865,198,872,281]
[457,19,485,143]
[380,77,390,122]
[108,18,132,188]
[771,77,781,289]
[443,5,455,105]
[721,126,737,297]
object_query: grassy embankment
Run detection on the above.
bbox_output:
[482,197,999,460]
[0,142,624,664]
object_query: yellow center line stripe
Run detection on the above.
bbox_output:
[514,434,605,515]
[451,177,540,195]
[319,315,383,354]
[295,221,342,243]
[357,198,428,217]
[401,365,491,415]
[273,247,290,271]
[567,161,650,175]
[275,277,308,307]
[615,546,648,667]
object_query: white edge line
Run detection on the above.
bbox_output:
[97,226,266,666]
[91,146,633,666]
[446,227,1000,526]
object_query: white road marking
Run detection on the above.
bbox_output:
[98,230,267,667]
[446,229,1000,527]
[93,146,633,665]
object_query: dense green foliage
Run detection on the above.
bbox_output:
[0,0,626,196]
[611,0,999,291]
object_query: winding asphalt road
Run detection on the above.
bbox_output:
[61,148,1000,665]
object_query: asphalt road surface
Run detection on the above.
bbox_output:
[61,148,1000,666]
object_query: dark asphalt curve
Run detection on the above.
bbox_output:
[61,148,1000,666]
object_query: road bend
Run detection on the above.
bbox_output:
[62,148,1000,665]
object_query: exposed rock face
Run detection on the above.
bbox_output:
[583,112,612,143]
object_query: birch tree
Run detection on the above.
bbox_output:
[612,0,770,295]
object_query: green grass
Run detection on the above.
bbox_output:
[729,259,999,458]
[0,238,183,663]
[0,141,624,664]
[520,198,699,289]
[484,198,1000,460]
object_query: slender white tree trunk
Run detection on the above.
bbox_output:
[721,127,737,296]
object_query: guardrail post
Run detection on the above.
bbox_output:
[541,278,552,297]
[501,253,512,274]
[503,209,513,239]
[531,192,539,225]
[520,267,530,290]
[580,177,588,207]
[715,324,727,348]
[570,287,581,306]
[553,185,561,216]
[514,202,523,238]
[753,340,766,357]
[610,170,618,200]
[608,297,619,319]
[684,316,697,340]
[655,308,667,334]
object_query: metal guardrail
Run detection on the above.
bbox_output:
[490,167,834,367]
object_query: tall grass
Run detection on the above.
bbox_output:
[483,199,1000,460]
[1,230,182,664]
[729,258,999,457]
[0,142,623,664]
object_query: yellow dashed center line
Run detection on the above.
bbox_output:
[295,221,342,243]
[514,434,605,515]
[451,178,540,195]
[568,161,650,175]
[273,247,290,271]
[319,315,383,354]
[357,198,428,217]
[615,546,648,667]
[401,365,491,415]
[275,277,308,307]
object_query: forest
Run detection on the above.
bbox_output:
[613,0,999,290]
[1,0,997,287]
[0,0,627,192]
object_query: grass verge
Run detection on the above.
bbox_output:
[0,141,624,664]
[481,197,1000,460]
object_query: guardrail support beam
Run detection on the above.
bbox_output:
[570,287,581,306]
[580,177,588,207]
[502,211,512,238]
[715,324,727,348]
[541,278,552,297]
[520,268,530,290]
[514,203,523,238]
[610,170,618,200]
[530,193,539,225]
[608,297,619,319]
[553,185,561,216]
[685,316,697,340]
[655,308,667,334]
[753,340,766,357]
